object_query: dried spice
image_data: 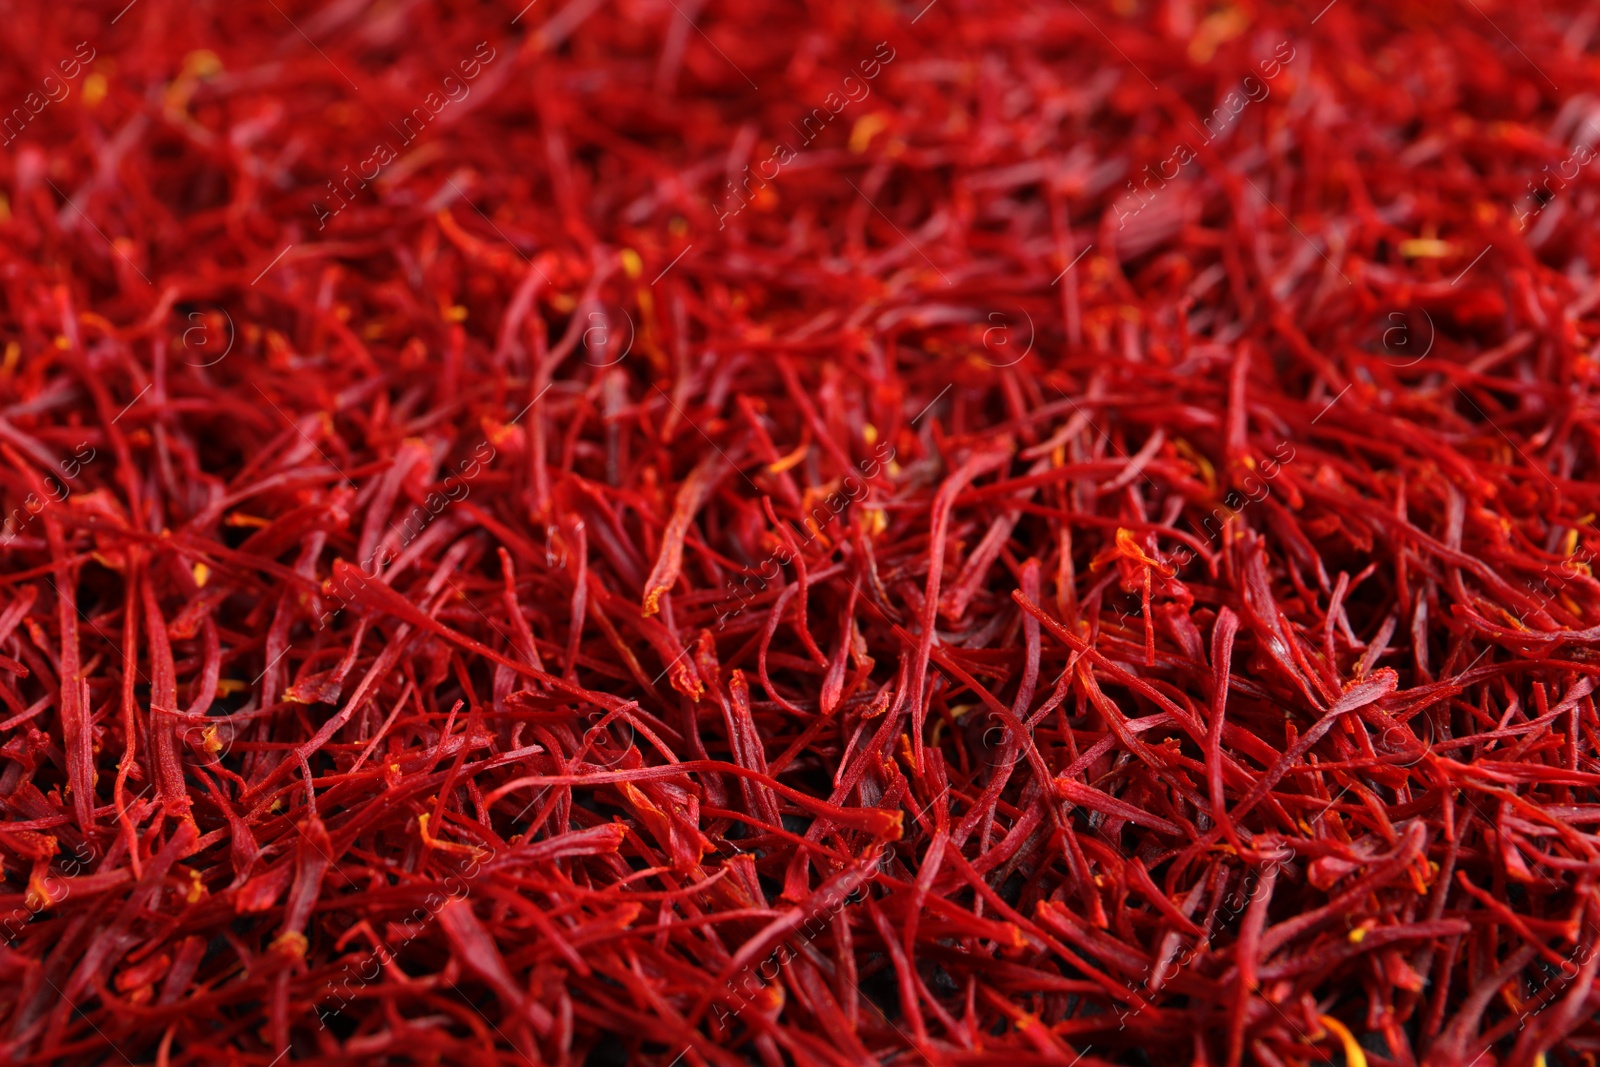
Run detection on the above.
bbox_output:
[2,0,1600,1065]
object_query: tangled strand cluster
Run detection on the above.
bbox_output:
[1,0,1599,1064]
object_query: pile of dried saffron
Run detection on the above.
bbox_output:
[4,0,1600,1063]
